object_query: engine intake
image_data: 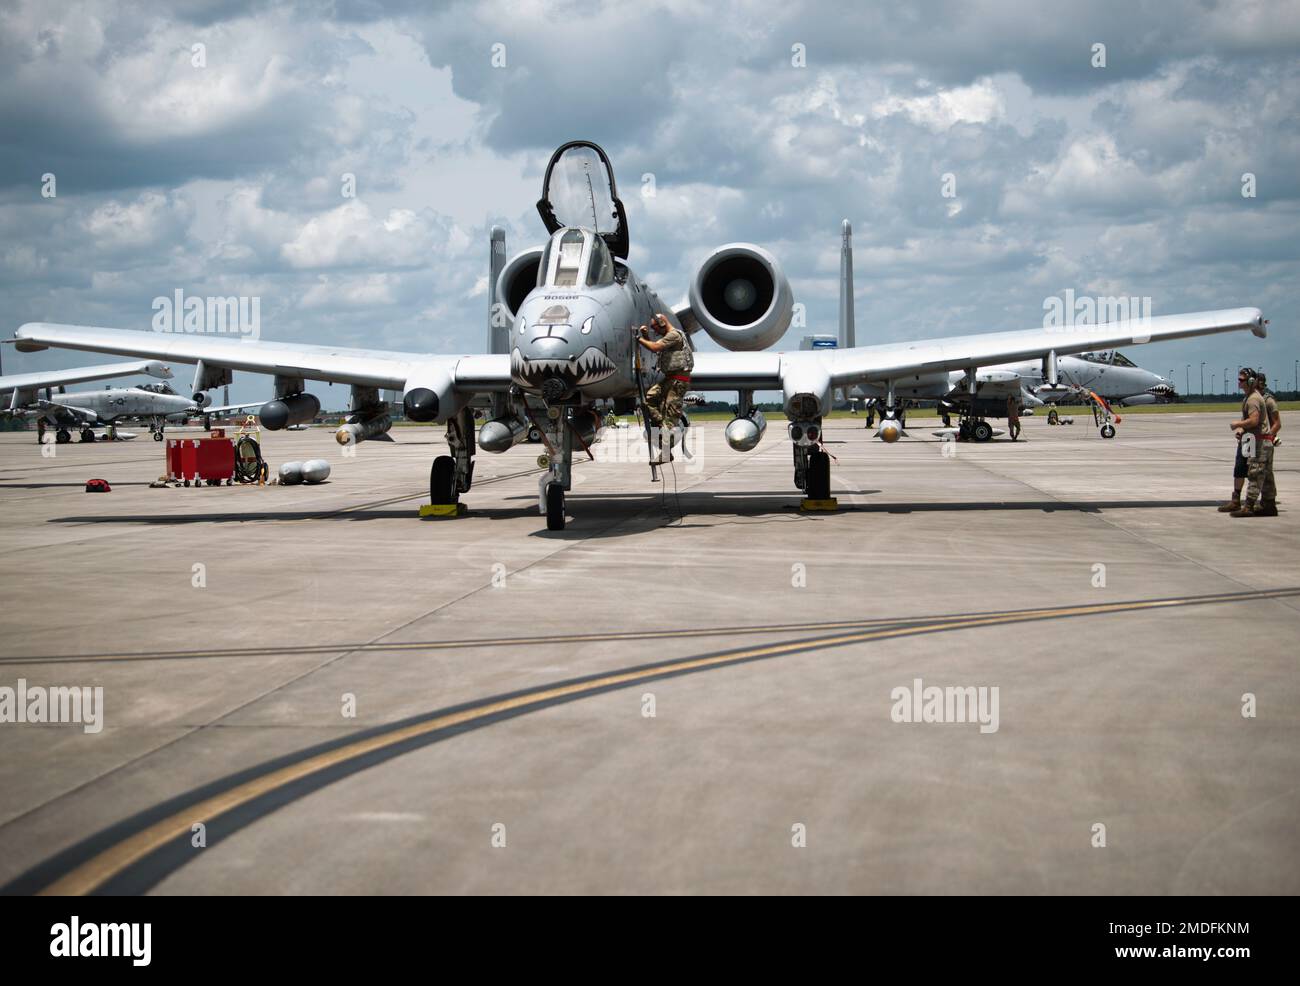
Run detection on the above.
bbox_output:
[495,248,544,324]
[688,243,793,352]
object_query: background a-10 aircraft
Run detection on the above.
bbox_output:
[13,140,1265,530]
[846,345,1175,436]
[1,355,260,443]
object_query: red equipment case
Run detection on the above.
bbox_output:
[166,437,235,485]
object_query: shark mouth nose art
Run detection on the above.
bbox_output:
[511,346,616,390]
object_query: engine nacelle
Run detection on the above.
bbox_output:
[688,243,793,351]
[260,393,320,430]
[724,411,767,451]
[494,248,545,324]
[402,363,467,424]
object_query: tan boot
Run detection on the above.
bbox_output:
[1217,496,1241,513]
[1229,501,1257,518]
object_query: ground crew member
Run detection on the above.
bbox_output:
[1255,371,1281,515]
[1219,367,1255,513]
[637,313,693,456]
[1227,367,1274,517]
[1006,396,1021,441]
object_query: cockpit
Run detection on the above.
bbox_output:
[538,227,614,289]
[137,382,177,394]
[1079,350,1137,367]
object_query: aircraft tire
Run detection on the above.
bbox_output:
[972,421,994,443]
[430,455,458,505]
[56,429,71,444]
[545,482,565,531]
[80,428,95,443]
[153,431,164,441]
[1100,423,1116,439]
[807,449,831,500]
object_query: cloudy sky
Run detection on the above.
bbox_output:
[2,0,1298,402]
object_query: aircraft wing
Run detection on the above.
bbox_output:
[32,399,99,424]
[691,308,1264,408]
[817,308,1264,386]
[12,323,513,394]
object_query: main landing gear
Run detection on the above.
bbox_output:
[954,408,994,442]
[429,407,475,515]
[792,418,832,502]
[79,427,96,443]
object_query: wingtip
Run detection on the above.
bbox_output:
[1250,308,1267,339]
[13,324,47,352]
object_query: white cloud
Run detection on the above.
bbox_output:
[872,80,1006,131]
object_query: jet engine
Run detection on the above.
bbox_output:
[495,248,545,323]
[687,243,793,351]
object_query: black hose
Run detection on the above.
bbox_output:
[234,435,267,484]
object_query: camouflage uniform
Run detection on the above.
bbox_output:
[1238,389,1274,515]
[1259,389,1280,512]
[644,326,693,429]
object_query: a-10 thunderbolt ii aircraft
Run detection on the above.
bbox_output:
[851,350,1174,440]
[833,221,1177,439]
[11,379,261,444]
[13,141,1266,529]
[1,357,174,440]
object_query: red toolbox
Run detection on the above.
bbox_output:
[166,437,235,485]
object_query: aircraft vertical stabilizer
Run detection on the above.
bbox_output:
[839,219,855,350]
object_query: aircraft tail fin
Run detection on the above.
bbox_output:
[487,226,508,419]
[839,220,855,350]
[488,226,508,355]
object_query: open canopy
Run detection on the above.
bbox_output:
[537,140,629,259]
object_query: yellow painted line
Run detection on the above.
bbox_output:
[35,586,1300,895]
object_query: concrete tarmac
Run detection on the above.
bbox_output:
[0,413,1296,894]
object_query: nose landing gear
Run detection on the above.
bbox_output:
[538,406,574,531]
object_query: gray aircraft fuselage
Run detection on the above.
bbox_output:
[508,229,674,404]
[50,387,196,425]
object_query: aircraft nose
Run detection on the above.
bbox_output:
[511,299,616,394]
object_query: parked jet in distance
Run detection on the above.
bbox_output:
[2,358,174,440]
[851,350,1174,433]
[14,378,262,444]
[12,140,1266,529]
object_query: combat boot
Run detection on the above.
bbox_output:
[1256,500,1279,517]
[1217,495,1241,513]
[1229,500,1258,518]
